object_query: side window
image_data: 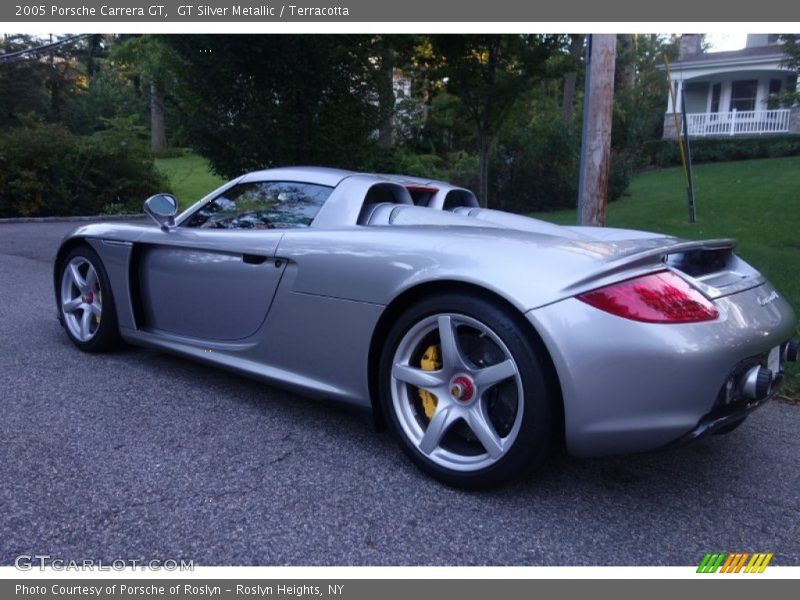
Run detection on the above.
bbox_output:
[183,181,333,229]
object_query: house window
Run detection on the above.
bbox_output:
[710,83,721,113]
[767,34,780,45]
[765,78,784,109]
[729,80,758,112]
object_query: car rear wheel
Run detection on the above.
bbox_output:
[380,293,554,488]
[58,246,122,352]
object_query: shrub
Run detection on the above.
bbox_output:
[445,151,480,193]
[65,67,146,135]
[642,136,800,168]
[365,146,480,192]
[490,117,580,212]
[150,147,188,159]
[0,119,168,217]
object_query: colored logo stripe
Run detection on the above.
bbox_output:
[697,553,726,573]
[697,552,773,573]
[720,553,749,573]
[745,553,773,573]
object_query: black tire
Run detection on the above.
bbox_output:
[379,292,555,489]
[57,245,123,353]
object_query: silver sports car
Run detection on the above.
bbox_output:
[54,166,798,488]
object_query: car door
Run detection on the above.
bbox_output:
[136,180,333,342]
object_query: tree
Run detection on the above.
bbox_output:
[779,35,800,105]
[0,35,51,129]
[429,35,558,206]
[65,65,146,135]
[161,35,381,177]
[561,34,585,125]
[112,35,175,151]
[0,34,89,129]
[603,35,679,203]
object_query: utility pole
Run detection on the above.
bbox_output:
[577,34,617,227]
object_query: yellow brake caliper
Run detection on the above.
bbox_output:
[418,345,441,420]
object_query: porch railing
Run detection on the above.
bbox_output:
[685,109,791,137]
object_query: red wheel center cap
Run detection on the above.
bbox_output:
[83,291,94,304]
[450,375,475,402]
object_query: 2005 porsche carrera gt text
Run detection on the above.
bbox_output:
[54,167,799,488]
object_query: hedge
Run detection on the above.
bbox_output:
[0,120,168,218]
[642,135,800,168]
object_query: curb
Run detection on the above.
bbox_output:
[0,214,148,224]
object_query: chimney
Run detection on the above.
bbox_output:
[679,34,704,60]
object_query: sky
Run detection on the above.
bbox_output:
[705,33,748,52]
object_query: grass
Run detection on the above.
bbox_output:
[155,151,226,210]
[534,155,800,398]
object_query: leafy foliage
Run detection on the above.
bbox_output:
[0,118,167,217]
[491,111,580,212]
[0,35,52,130]
[778,34,800,105]
[0,33,693,217]
[65,65,146,134]
[642,136,800,168]
[161,35,382,178]
[426,35,562,204]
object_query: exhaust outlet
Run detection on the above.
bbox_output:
[741,366,773,400]
[785,339,799,363]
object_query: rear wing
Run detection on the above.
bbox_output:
[562,238,764,300]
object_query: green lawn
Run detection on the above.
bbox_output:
[535,156,800,398]
[155,152,226,210]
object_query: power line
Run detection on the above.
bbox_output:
[0,34,92,63]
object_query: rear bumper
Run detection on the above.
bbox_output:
[528,281,797,457]
[658,387,774,450]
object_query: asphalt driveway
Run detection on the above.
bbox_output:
[1,220,799,566]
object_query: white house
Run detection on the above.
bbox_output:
[663,34,800,138]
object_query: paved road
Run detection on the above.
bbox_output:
[1,221,799,566]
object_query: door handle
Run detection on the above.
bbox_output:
[242,254,268,265]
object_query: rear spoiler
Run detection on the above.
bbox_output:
[561,238,763,299]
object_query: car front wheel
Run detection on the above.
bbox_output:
[380,293,555,489]
[58,245,122,352]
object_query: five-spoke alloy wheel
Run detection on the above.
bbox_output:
[380,293,554,488]
[58,246,121,352]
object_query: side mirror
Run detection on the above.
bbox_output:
[144,193,178,231]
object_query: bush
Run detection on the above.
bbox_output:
[65,67,146,135]
[642,136,800,168]
[150,147,188,159]
[365,146,480,192]
[445,151,480,193]
[0,119,168,217]
[491,117,580,212]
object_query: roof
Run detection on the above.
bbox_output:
[240,166,355,187]
[669,44,786,69]
[237,166,456,190]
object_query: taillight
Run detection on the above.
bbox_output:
[577,271,718,323]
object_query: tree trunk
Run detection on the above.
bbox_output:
[150,81,167,152]
[619,34,636,88]
[377,43,396,151]
[478,132,492,208]
[578,35,616,227]
[561,34,585,125]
